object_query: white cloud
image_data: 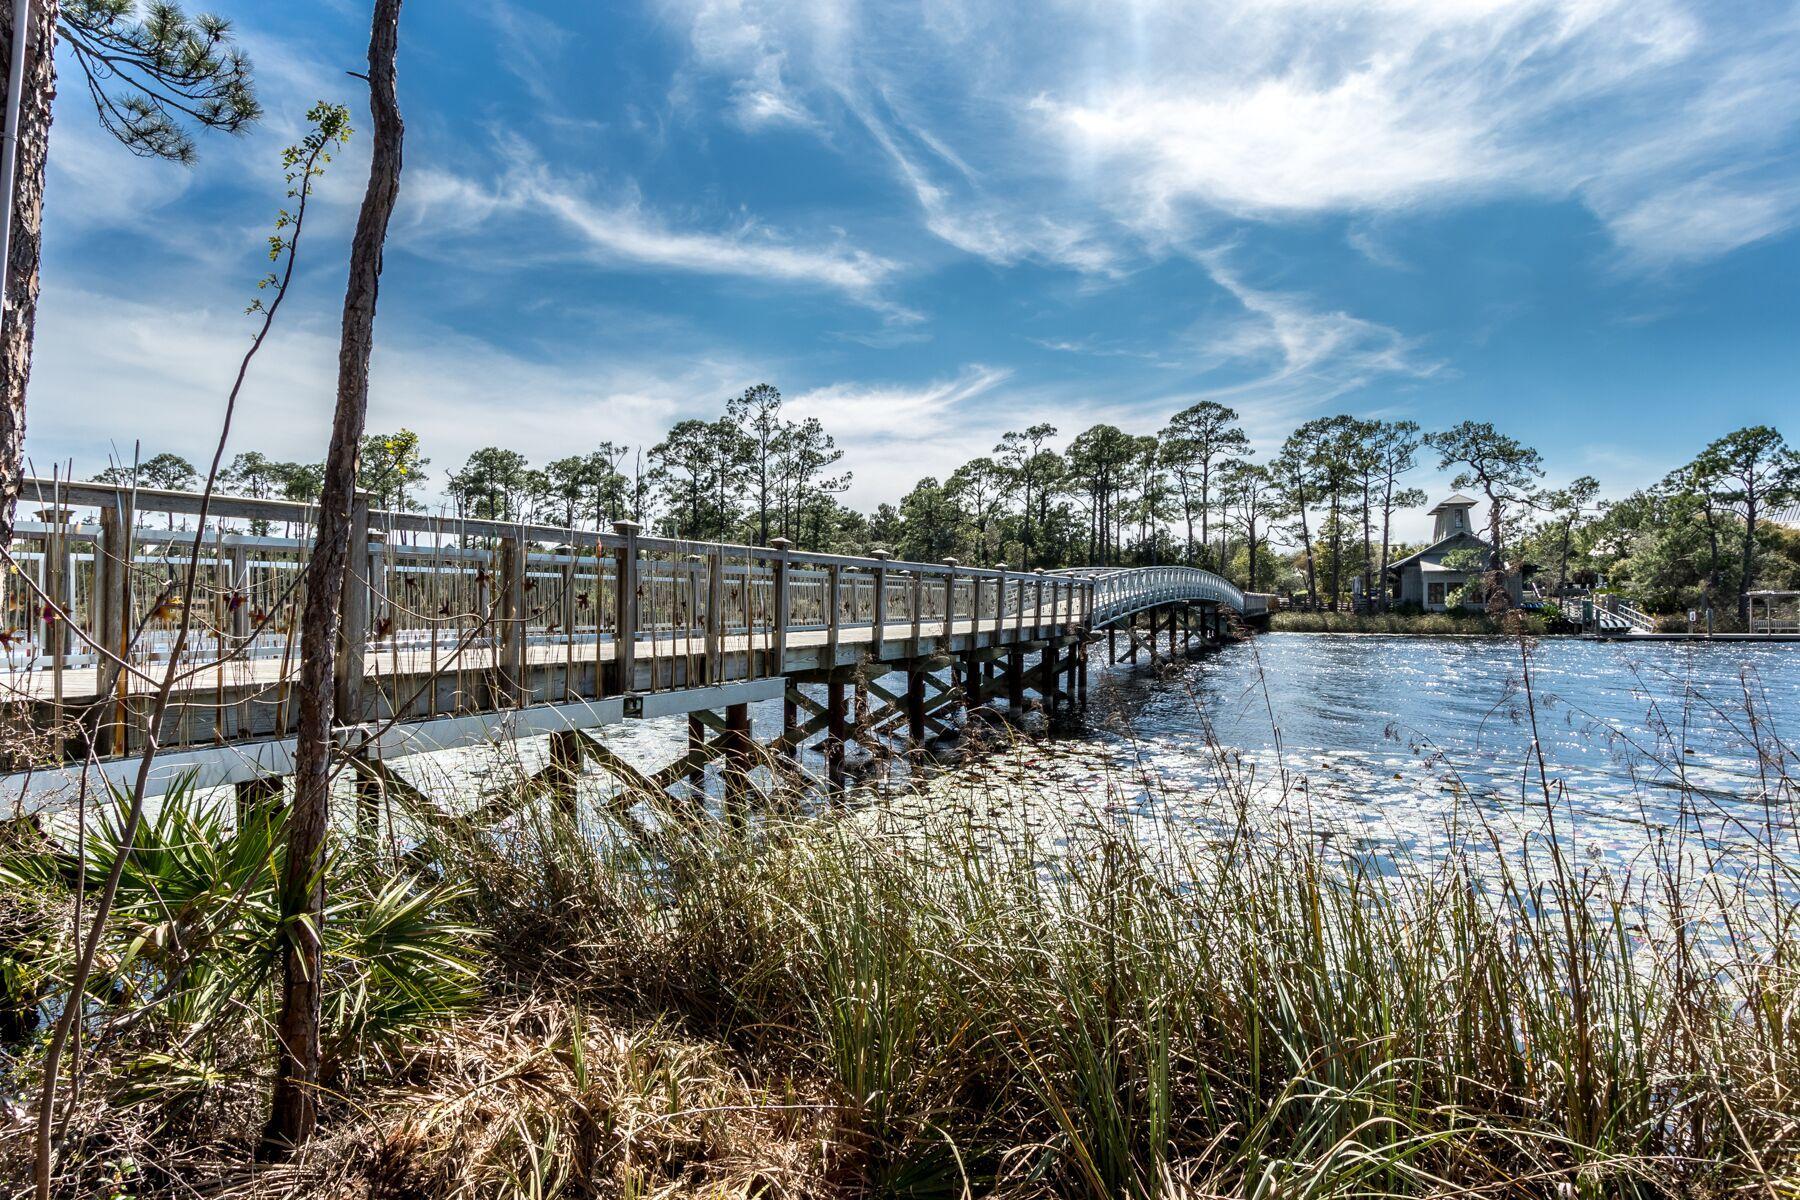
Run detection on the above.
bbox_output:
[785,365,1015,501]
[654,0,1800,269]
[659,0,830,130]
[788,363,1010,440]
[1602,173,1799,267]
[399,155,914,320]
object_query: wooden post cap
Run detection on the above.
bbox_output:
[871,550,892,561]
[612,519,641,535]
[769,537,794,551]
[942,557,960,567]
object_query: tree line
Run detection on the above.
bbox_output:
[103,403,1800,625]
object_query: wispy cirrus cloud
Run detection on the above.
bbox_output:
[1180,251,1442,436]
[788,363,1011,440]
[401,151,916,321]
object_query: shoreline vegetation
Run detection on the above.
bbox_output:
[1270,610,1557,635]
[4,644,1799,1198]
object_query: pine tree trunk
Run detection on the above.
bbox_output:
[0,0,59,546]
[261,0,404,1159]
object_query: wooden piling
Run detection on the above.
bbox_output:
[234,775,284,824]
[353,761,381,847]
[687,714,705,792]
[547,728,582,818]
[724,702,752,817]
[906,667,927,744]
[782,690,799,760]
[826,677,848,792]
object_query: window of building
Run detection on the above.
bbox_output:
[1428,581,1447,607]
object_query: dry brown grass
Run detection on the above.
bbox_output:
[191,998,844,1200]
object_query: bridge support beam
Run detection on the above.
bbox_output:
[906,667,927,745]
[1040,646,1057,716]
[826,677,848,793]
[687,714,705,793]
[235,775,284,823]
[724,702,752,818]
[1007,651,1025,712]
[353,761,382,847]
[547,728,582,818]
[782,692,799,760]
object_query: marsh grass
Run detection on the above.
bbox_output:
[1271,611,1554,635]
[4,646,1800,1198]
[411,756,1800,1199]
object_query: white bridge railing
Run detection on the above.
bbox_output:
[1051,566,1253,627]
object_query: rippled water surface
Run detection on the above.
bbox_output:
[1078,633,1800,867]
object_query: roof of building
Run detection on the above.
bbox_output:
[1387,529,1493,572]
[1768,501,1800,529]
[1427,494,1479,512]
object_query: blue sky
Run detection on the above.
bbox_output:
[25,0,1800,538]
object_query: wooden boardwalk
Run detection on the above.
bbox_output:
[1,478,1264,809]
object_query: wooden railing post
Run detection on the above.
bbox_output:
[1033,569,1046,637]
[228,540,251,644]
[910,569,924,655]
[871,550,891,656]
[942,558,959,642]
[994,563,1008,642]
[612,519,641,693]
[94,503,127,755]
[826,563,842,663]
[685,552,704,686]
[501,532,527,704]
[334,491,372,726]
[769,537,793,676]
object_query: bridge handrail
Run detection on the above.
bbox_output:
[3,476,1096,679]
[1049,565,1249,620]
[16,477,1058,586]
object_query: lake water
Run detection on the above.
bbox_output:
[1079,633,1800,873]
[418,632,1800,879]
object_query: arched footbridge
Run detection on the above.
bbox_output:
[1,478,1269,811]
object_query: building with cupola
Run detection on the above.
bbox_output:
[1384,495,1526,612]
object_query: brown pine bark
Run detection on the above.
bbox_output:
[260,0,404,1159]
[0,0,60,546]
